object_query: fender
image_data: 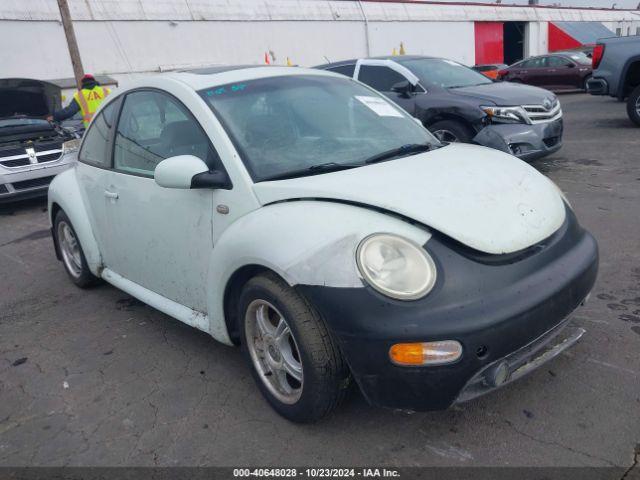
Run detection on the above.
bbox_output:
[205,200,432,344]
[48,166,102,276]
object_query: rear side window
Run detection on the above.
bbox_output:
[546,56,571,67]
[357,66,407,91]
[113,90,220,177]
[78,100,118,168]
[522,57,545,69]
[326,64,356,77]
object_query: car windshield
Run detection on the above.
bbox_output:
[398,58,493,89]
[199,75,439,182]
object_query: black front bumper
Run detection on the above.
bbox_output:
[298,208,598,411]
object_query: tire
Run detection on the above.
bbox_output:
[626,85,640,127]
[428,119,474,144]
[54,210,100,288]
[582,74,592,91]
[239,272,350,423]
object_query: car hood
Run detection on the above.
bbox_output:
[252,144,566,255]
[0,78,62,119]
[448,82,555,106]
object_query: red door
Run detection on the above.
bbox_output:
[475,22,504,65]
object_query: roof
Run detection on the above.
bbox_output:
[316,55,437,69]
[165,66,338,90]
[552,21,615,44]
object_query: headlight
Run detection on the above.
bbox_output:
[481,105,528,124]
[62,138,81,154]
[356,234,437,301]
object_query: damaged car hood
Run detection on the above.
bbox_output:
[449,82,556,106]
[252,144,566,255]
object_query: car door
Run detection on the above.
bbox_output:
[76,98,120,253]
[521,57,547,86]
[354,61,422,115]
[545,56,579,89]
[102,89,223,313]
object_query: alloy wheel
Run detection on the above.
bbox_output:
[245,299,303,404]
[57,221,82,279]
[432,129,459,144]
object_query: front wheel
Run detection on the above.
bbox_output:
[428,120,474,144]
[54,210,99,288]
[627,85,640,127]
[239,272,350,423]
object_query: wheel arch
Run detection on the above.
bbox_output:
[48,168,102,276]
[222,264,272,345]
[206,200,431,345]
[423,113,475,130]
[619,57,640,100]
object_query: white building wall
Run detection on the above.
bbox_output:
[525,21,549,58]
[1,0,638,87]
[602,20,640,36]
[367,21,475,65]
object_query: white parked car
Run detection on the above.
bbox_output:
[48,66,598,422]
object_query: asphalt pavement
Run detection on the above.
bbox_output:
[0,93,638,468]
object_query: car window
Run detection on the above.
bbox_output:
[546,56,572,67]
[396,58,492,89]
[357,66,407,91]
[522,57,545,69]
[326,64,356,77]
[113,90,220,177]
[78,100,118,168]
[199,75,439,182]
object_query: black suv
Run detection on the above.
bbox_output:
[316,56,563,161]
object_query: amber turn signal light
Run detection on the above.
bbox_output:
[389,341,462,366]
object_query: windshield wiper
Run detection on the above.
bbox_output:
[448,83,489,89]
[363,143,432,165]
[261,162,363,182]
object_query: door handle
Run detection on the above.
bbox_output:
[104,190,119,200]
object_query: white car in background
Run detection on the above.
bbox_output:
[0,78,79,203]
[48,66,598,422]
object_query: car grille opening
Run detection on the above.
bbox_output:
[0,158,31,168]
[37,152,62,163]
[0,146,28,157]
[12,176,55,191]
[523,102,562,124]
[34,140,63,152]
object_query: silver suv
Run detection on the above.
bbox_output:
[0,79,79,203]
[587,35,640,126]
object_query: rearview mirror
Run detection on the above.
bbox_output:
[154,155,231,190]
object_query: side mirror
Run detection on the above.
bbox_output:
[154,155,231,190]
[567,63,576,68]
[391,80,414,96]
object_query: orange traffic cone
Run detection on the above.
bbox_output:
[264,52,271,64]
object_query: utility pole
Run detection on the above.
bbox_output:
[56,0,84,90]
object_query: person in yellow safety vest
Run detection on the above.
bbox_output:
[47,74,110,128]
